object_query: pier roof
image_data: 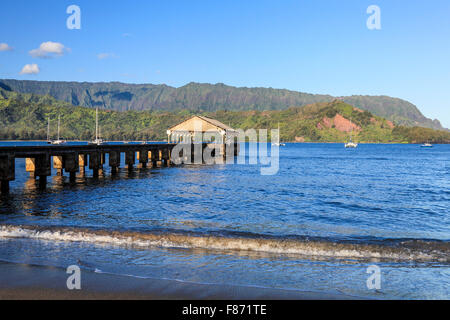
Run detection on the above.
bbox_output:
[168,116,237,133]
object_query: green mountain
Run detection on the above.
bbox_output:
[342,95,443,129]
[1,88,450,143]
[0,79,445,130]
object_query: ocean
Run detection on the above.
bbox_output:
[0,142,449,299]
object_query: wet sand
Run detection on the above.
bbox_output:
[0,261,360,300]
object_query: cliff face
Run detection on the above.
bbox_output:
[317,114,361,133]
[0,79,445,131]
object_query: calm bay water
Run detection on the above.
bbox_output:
[0,142,449,299]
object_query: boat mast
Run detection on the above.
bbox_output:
[57,115,61,141]
[95,107,99,142]
[47,117,50,141]
[349,116,353,142]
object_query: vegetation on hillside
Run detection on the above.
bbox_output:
[342,95,443,129]
[1,90,449,143]
[0,79,445,130]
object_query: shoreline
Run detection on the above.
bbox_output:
[0,140,166,143]
[0,140,447,145]
[0,261,360,300]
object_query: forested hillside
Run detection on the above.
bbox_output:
[1,89,449,143]
[0,79,444,130]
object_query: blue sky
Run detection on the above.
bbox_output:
[1,0,449,127]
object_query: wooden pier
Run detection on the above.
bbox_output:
[0,142,240,193]
[0,144,176,193]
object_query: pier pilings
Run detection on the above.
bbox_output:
[137,150,148,168]
[109,151,120,175]
[0,142,238,193]
[64,153,79,181]
[89,152,102,178]
[78,154,87,174]
[125,151,135,171]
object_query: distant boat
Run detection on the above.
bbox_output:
[345,140,358,148]
[89,107,105,145]
[345,121,358,148]
[141,137,149,145]
[50,115,67,145]
[272,123,286,146]
[420,143,433,148]
[89,139,104,146]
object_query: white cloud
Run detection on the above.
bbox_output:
[29,41,68,58]
[0,43,13,51]
[20,64,40,75]
[97,53,118,60]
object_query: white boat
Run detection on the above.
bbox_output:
[345,134,358,148]
[272,123,286,146]
[89,107,105,145]
[88,138,104,146]
[420,143,433,148]
[50,115,67,145]
[345,122,358,148]
[51,140,67,145]
[345,141,358,148]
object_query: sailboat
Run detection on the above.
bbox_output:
[272,123,286,146]
[89,107,105,145]
[50,115,67,145]
[345,137,358,148]
[141,135,149,145]
[345,125,358,148]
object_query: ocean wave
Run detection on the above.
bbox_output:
[0,224,448,262]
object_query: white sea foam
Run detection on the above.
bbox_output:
[0,224,447,262]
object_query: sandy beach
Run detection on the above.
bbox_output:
[0,261,359,300]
